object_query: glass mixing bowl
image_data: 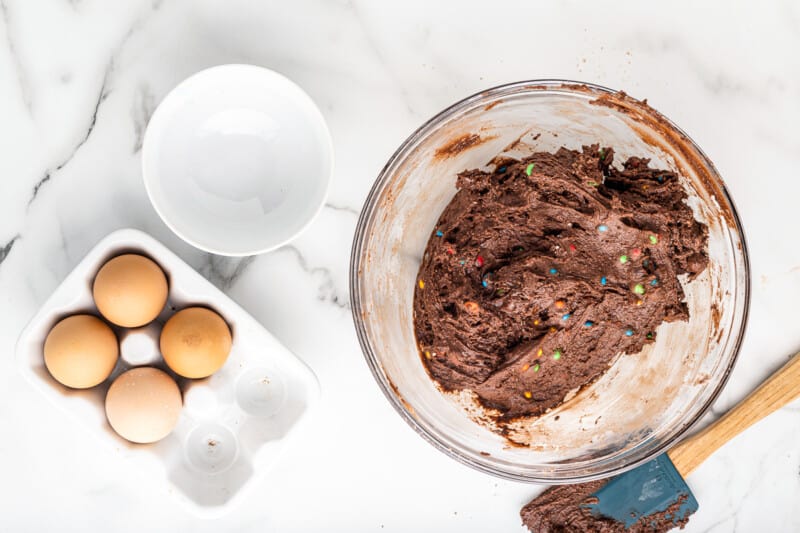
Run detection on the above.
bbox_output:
[350,81,749,482]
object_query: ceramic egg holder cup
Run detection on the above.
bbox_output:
[16,228,319,517]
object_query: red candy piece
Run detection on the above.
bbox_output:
[475,255,484,267]
[569,244,576,252]
[631,248,641,258]
[446,248,455,255]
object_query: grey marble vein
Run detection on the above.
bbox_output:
[281,244,349,309]
[131,83,156,153]
[56,216,72,263]
[27,1,167,207]
[29,172,51,203]
[200,255,257,291]
[0,0,32,112]
[0,234,19,267]
[324,202,360,216]
[27,64,110,207]
[63,64,110,158]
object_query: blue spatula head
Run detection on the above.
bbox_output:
[582,454,698,529]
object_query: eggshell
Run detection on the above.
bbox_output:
[93,254,168,327]
[105,367,182,444]
[160,307,232,379]
[44,314,119,389]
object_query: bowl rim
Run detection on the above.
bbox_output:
[142,63,334,257]
[350,79,751,483]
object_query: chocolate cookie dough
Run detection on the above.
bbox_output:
[520,480,692,532]
[413,145,708,420]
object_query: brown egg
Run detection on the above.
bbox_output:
[44,314,119,389]
[160,307,232,379]
[93,254,168,327]
[105,367,182,444]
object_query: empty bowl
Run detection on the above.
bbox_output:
[143,64,333,256]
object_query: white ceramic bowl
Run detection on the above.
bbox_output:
[143,64,333,256]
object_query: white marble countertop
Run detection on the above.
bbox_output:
[2,1,799,531]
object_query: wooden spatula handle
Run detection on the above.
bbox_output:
[667,351,800,478]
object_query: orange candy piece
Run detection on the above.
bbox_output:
[464,301,480,313]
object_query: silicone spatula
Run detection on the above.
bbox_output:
[583,350,800,528]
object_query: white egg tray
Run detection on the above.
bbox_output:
[15,228,319,517]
